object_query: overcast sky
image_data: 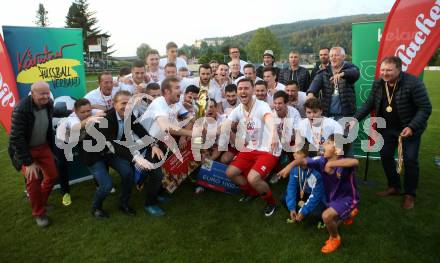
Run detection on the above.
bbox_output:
[0,0,395,56]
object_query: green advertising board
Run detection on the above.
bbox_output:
[352,21,384,158]
[2,26,86,99]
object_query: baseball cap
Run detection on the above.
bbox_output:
[263,50,274,58]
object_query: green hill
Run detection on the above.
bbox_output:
[207,13,388,58]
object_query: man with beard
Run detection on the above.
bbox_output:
[285,80,307,118]
[221,83,239,117]
[311,47,330,81]
[180,64,223,111]
[224,78,280,217]
[255,80,269,103]
[209,60,219,79]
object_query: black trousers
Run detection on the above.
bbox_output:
[379,127,421,197]
[54,144,70,195]
[141,142,166,206]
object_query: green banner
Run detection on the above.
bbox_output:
[352,21,384,158]
[2,26,86,99]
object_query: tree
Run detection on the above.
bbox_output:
[245,28,281,63]
[136,43,152,60]
[65,0,102,55]
[34,3,49,27]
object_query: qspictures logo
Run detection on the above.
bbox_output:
[15,44,81,88]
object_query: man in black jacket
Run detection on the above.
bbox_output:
[82,90,153,218]
[307,47,360,119]
[8,81,58,227]
[310,47,330,81]
[279,50,311,92]
[354,56,432,209]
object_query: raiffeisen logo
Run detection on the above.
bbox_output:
[395,0,440,71]
[0,72,16,108]
[15,44,81,88]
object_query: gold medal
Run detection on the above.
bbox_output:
[386,106,393,113]
[298,200,305,208]
[384,82,397,114]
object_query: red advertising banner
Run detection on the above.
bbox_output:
[162,141,200,193]
[376,0,440,76]
[0,35,19,134]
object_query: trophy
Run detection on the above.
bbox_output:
[193,85,209,145]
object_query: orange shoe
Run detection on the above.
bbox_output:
[343,218,353,225]
[321,237,341,254]
[343,208,359,225]
[351,208,359,217]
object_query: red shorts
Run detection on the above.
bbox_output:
[230,150,279,178]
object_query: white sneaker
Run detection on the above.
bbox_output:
[35,215,50,227]
[269,174,279,184]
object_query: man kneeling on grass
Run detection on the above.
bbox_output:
[287,134,359,253]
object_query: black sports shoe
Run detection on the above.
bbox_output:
[92,208,109,219]
[264,204,277,217]
[119,205,136,216]
[239,194,258,203]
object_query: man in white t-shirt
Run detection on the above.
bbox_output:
[285,80,307,118]
[54,98,104,207]
[229,59,244,81]
[272,90,301,153]
[296,98,343,155]
[255,80,269,103]
[84,72,118,111]
[176,85,199,119]
[159,42,188,71]
[145,49,165,83]
[211,62,231,98]
[224,78,279,217]
[180,64,223,111]
[264,67,285,93]
[164,62,178,78]
[228,46,248,73]
[119,60,149,94]
[157,62,178,87]
[221,83,239,117]
[209,60,219,79]
[140,77,195,151]
[264,67,285,108]
[234,64,263,85]
[277,97,343,179]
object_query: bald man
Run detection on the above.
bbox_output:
[8,81,58,227]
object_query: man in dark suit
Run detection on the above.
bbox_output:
[82,90,153,218]
[354,56,432,209]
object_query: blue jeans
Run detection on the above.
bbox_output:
[88,155,133,210]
